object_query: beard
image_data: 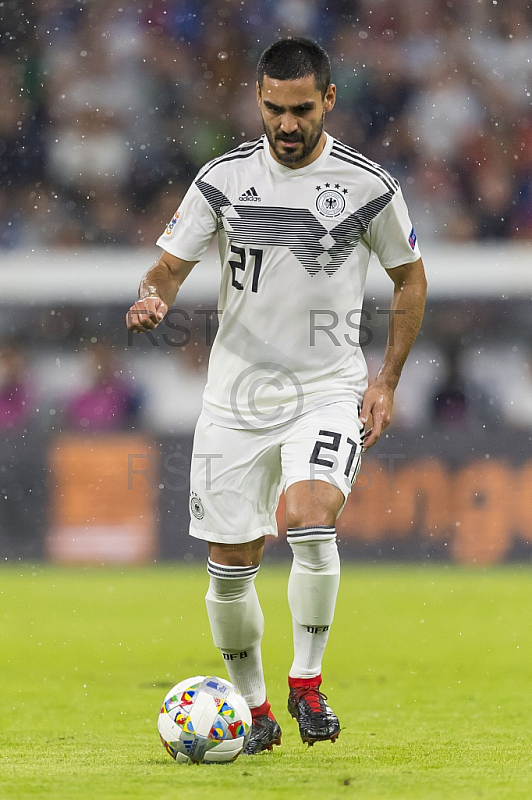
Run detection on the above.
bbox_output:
[262,112,325,165]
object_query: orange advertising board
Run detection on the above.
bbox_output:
[46,434,158,564]
[45,435,532,565]
[276,457,532,565]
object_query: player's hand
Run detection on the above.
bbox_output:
[359,380,394,450]
[126,296,168,332]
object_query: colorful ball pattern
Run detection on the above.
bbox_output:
[157,675,252,764]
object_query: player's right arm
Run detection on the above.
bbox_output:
[127,161,219,332]
[126,251,197,332]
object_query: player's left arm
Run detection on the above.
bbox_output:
[360,257,427,449]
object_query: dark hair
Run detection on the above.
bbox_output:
[257,37,332,98]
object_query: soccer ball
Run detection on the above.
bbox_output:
[157,675,252,764]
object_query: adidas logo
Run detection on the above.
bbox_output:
[238,186,261,202]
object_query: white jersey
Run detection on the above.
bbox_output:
[157,133,421,429]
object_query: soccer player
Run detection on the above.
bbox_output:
[127,38,427,754]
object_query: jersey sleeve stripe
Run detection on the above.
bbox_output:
[331,145,399,193]
[203,136,262,163]
[332,140,400,188]
[197,140,264,181]
[330,150,397,194]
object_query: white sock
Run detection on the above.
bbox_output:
[287,528,340,680]
[205,559,266,709]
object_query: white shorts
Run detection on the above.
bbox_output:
[189,401,363,544]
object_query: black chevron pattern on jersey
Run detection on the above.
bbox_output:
[324,189,394,275]
[228,206,330,276]
[195,179,232,215]
[195,179,394,276]
[195,178,232,230]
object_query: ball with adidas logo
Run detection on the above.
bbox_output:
[157,675,252,763]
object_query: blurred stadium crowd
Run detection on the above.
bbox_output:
[1,0,532,248]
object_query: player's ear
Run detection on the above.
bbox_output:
[256,81,261,107]
[324,83,336,113]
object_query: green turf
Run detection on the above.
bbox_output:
[1,564,531,799]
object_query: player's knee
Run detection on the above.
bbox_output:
[285,481,344,529]
[286,509,337,529]
[208,537,265,568]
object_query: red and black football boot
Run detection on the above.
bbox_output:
[242,699,282,755]
[287,675,340,746]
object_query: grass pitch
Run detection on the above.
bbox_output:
[1,563,532,799]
